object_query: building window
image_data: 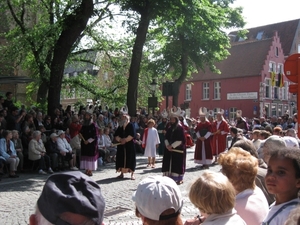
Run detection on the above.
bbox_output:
[185,84,192,100]
[275,47,279,57]
[278,104,283,116]
[202,82,209,99]
[214,82,221,99]
[283,82,288,100]
[229,107,237,122]
[256,31,264,40]
[274,86,278,99]
[265,79,271,98]
[271,104,277,116]
[269,61,276,72]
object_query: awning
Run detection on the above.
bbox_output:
[0,76,34,84]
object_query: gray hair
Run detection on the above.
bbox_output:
[32,130,41,139]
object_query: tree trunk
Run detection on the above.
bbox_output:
[47,0,93,116]
[173,39,189,107]
[126,12,151,116]
[36,79,49,105]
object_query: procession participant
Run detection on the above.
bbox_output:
[157,110,168,156]
[178,110,194,148]
[142,119,160,168]
[211,109,229,161]
[114,106,136,180]
[194,107,213,169]
[132,175,184,225]
[29,171,106,225]
[79,106,98,176]
[162,107,186,185]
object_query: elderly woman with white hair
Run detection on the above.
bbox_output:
[28,130,53,175]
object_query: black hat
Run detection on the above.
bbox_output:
[37,171,105,225]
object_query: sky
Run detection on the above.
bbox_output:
[231,0,300,29]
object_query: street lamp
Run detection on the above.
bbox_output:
[150,78,157,96]
[148,78,158,116]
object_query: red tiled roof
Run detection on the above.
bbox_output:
[230,19,300,56]
[190,38,273,81]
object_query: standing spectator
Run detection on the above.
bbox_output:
[28,130,53,175]
[6,106,25,131]
[157,114,168,156]
[218,147,269,225]
[3,91,14,110]
[0,130,20,178]
[43,115,52,132]
[12,130,24,171]
[34,112,44,128]
[114,113,136,180]
[52,108,64,130]
[142,119,160,168]
[56,130,78,171]
[0,96,4,110]
[251,130,262,150]
[194,108,213,169]
[0,113,6,138]
[252,118,261,130]
[185,171,246,225]
[262,148,300,225]
[211,110,229,160]
[162,107,186,185]
[97,128,109,164]
[228,127,242,149]
[79,110,98,176]
[132,176,184,225]
[21,114,36,133]
[29,171,106,225]
[134,133,144,154]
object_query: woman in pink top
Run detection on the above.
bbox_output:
[218,147,269,225]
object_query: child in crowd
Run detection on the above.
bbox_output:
[262,147,300,225]
[185,171,246,225]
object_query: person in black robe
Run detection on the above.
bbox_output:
[114,114,136,180]
[162,112,186,185]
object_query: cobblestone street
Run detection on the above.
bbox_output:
[0,146,221,225]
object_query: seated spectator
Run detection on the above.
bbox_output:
[218,147,269,225]
[0,130,20,178]
[103,127,117,162]
[29,171,106,225]
[21,114,36,134]
[64,128,71,142]
[56,130,78,170]
[0,112,6,137]
[132,175,183,225]
[12,130,24,172]
[28,130,53,175]
[43,115,52,134]
[0,95,4,110]
[38,125,47,144]
[263,147,300,225]
[97,128,109,164]
[34,112,44,129]
[232,139,275,205]
[185,171,246,225]
[45,133,64,171]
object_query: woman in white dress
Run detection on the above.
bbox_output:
[142,119,160,168]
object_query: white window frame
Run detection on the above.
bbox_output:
[202,82,209,100]
[283,81,288,100]
[269,61,276,72]
[274,86,279,99]
[265,78,271,99]
[229,107,237,122]
[214,82,221,100]
[185,83,192,101]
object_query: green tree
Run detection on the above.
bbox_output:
[149,0,245,107]
[0,0,114,115]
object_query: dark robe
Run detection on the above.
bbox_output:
[114,122,136,173]
[157,121,167,156]
[162,123,186,182]
[80,122,98,160]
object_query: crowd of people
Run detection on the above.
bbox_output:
[1,91,300,224]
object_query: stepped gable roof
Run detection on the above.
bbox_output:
[190,38,273,81]
[229,19,300,56]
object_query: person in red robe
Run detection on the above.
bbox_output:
[194,108,213,169]
[179,115,194,148]
[211,110,230,161]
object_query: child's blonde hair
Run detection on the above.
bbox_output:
[189,171,235,214]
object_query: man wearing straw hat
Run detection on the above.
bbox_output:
[162,107,186,185]
[194,107,213,169]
